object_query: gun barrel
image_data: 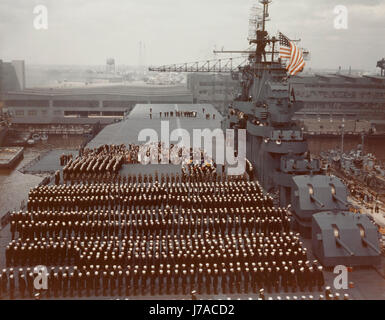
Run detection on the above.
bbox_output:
[362,238,381,254]
[336,238,355,256]
[333,195,348,207]
[310,195,325,208]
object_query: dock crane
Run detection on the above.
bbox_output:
[148,56,249,74]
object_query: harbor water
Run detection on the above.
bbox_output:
[0,135,87,217]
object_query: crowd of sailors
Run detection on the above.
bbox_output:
[0,144,330,300]
[345,179,382,214]
[59,144,218,185]
[148,106,218,120]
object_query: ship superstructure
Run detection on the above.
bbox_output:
[225,0,381,266]
[150,0,382,267]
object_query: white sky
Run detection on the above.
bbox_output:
[0,0,384,70]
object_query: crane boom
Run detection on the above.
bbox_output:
[148,56,249,73]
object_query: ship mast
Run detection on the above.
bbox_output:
[261,0,270,32]
[248,0,271,62]
[247,0,280,64]
[212,1,275,63]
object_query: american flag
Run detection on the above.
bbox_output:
[279,32,305,76]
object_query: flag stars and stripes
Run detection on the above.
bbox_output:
[279,32,305,76]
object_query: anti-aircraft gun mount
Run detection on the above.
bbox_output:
[149,0,382,267]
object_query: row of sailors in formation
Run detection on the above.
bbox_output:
[63,144,135,177]
[6,231,303,248]
[255,286,349,300]
[61,172,126,185]
[27,183,271,206]
[11,215,290,240]
[29,183,271,199]
[86,144,128,156]
[29,181,265,198]
[6,232,305,267]
[26,195,275,212]
[59,153,73,166]
[181,167,218,183]
[11,207,288,225]
[6,232,302,257]
[254,288,348,300]
[59,168,220,183]
[138,142,214,165]
[61,170,243,185]
[158,110,197,118]
[10,207,289,227]
[5,248,308,272]
[27,190,273,212]
[79,144,129,159]
[63,154,125,176]
[63,143,233,185]
[0,259,324,299]
[66,143,216,173]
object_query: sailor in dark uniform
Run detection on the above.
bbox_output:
[52,273,59,298]
[102,271,108,296]
[212,269,219,295]
[78,271,85,297]
[125,270,131,296]
[110,271,116,297]
[27,271,34,298]
[140,269,147,296]
[197,268,203,295]
[316,266,325,292]
[133,269,139,296]
[228,268,235,294]
[307,266,315,292]
[150,270,156,296]
[289,269,297,293]
[189,268,195,294]
[259,288,265,300]
[62,273,68,297]
[69,272,76,297]
[173,269,179,295]
[205,269,212,295]
[19,274,26,299]
[9,274,15,300]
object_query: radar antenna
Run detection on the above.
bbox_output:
[249,0,272,62]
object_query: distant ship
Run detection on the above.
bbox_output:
[320,143,385,197]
